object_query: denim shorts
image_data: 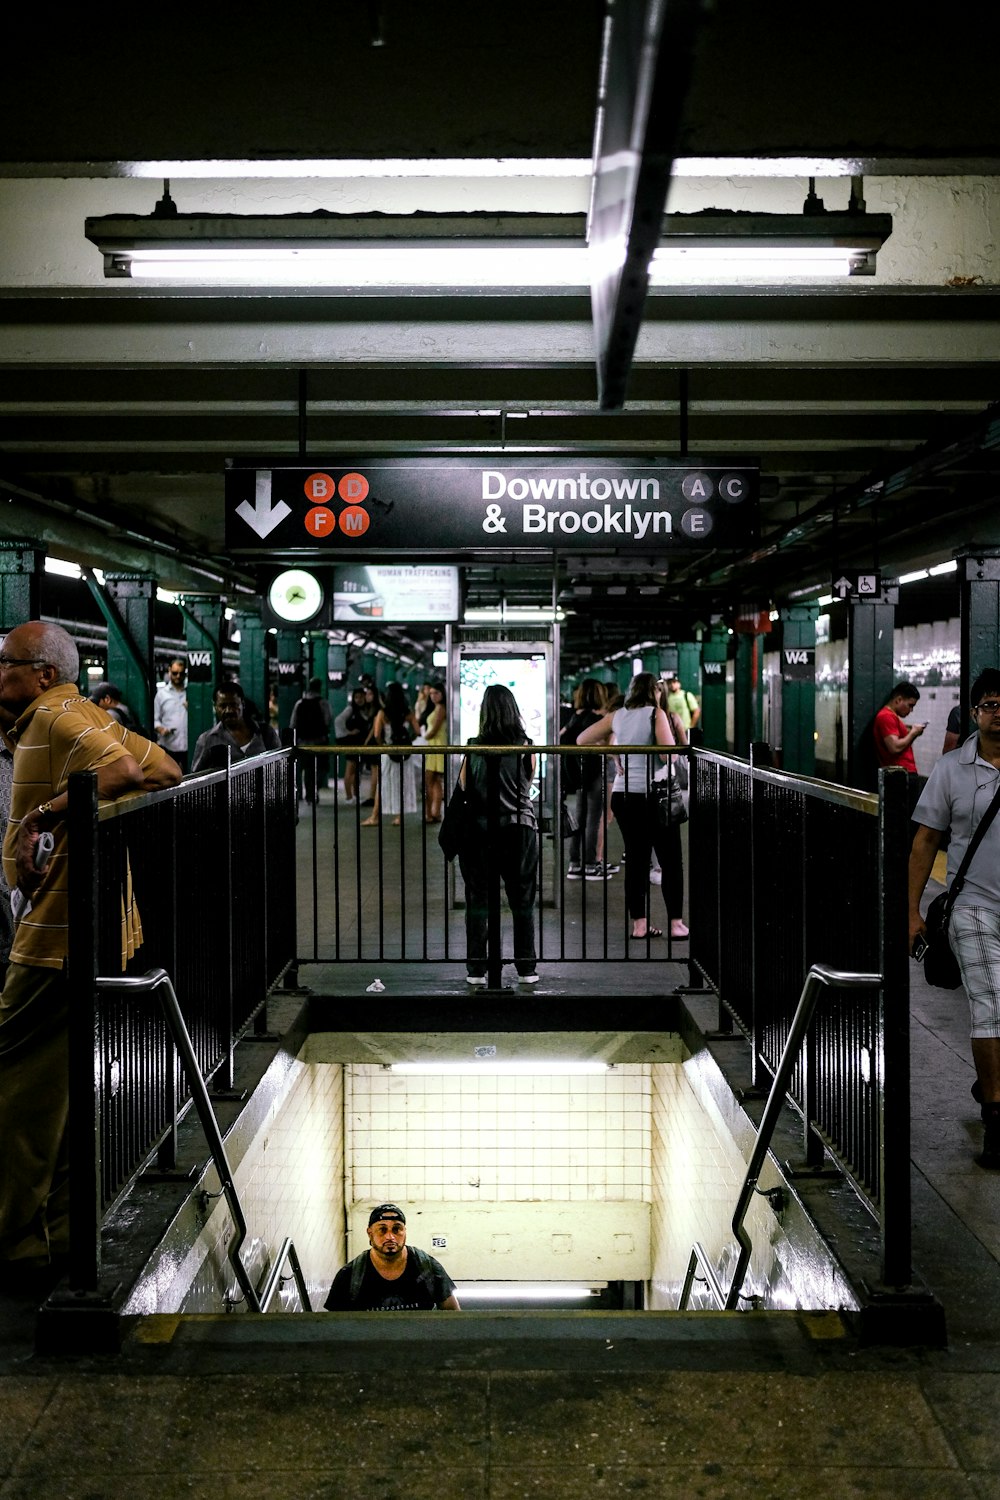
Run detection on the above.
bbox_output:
[950,906,1000,1038]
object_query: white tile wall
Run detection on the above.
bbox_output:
[345,1064,652,1204]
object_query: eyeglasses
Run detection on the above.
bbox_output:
[976,700,1000,715]
[0,655,46,668]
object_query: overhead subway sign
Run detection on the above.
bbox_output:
[225,459,758,553]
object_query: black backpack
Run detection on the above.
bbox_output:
[295,695,329,744]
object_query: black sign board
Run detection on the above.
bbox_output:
[781,646,816,681]
[831,571,882,601]
[225,459,758,554]
[186,648,214,683]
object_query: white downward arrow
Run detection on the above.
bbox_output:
[236,471,292,538]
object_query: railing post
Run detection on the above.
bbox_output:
[749,742,772,1086]
[66,769,101,1293]
[878,765,912,1287]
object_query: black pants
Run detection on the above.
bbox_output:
[568,775,605,866]
[460,823,538,976]
[611,790,683,922]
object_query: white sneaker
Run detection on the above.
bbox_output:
[466,975,488,987]
[518,972,540,985]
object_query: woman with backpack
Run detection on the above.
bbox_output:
[362,681,420,826]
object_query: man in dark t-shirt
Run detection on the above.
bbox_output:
[324,1203,460,1312]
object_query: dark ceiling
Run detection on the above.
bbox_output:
[0,3,998,676]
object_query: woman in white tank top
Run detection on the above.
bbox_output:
[577,672,688,941]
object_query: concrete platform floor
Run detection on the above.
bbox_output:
[5,873,1000,1497]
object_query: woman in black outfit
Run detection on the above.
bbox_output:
[560,677,608,879]
[459,684,539,986]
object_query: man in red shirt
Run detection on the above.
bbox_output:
[873,681,925,773]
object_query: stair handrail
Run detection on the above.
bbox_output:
[97,967,312,1313]
[678,962,882,1312]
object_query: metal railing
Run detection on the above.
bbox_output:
[96,968,311,1313]
[66,750,297,1293]
[686,750,912,1284]
[678,963,882,1311]
[298,740,694,970]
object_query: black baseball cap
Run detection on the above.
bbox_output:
[368,1203,405,1226]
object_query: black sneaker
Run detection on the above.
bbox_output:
[567,864,583,880]
[585,862,612,880]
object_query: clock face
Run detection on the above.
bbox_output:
[268,568,324,623]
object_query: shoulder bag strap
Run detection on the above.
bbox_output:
[944,771,1000,918]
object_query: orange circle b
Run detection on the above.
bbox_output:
[338,472,369,503]
[304,472,336,502]
[339,506,371,536]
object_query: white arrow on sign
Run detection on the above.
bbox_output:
[236,471,291,539]
[833,576,853,598]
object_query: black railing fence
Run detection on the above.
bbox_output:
[688,746,911,1281]
[67,750,296,1250]
[298,741,694,967]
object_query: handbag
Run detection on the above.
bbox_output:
[652,773,688,828]
[921,778,1000,989]
[437,782,467,861]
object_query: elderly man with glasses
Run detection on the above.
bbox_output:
[0,621,182,1290]
[910,668,1000,1167]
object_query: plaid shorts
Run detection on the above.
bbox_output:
[950,906,1000,1038]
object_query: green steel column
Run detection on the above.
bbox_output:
[733,632,757,759]
[177,595,224,751]
[676,641,700,696]
[0,542,43,634]
[847,587,898,789]
[233,608,269,725]
[100,573,156,731]
[700,624,729,751]
[275,630,305,735]
[779,604,818,775]
[959,549,1000,716]
[308,632,327,686]
[657,646,679,679]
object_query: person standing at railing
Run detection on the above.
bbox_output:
[577,672,688,942]
[153,657,189,773]
[909,668,1000,1170]
[560,677,610,881]
[420,681,448,824]
[362,681,420,828]
[460,683,539,987]
[333,686,370,805]
[189,681,280,773]
[0,620,182,1290]
[289,676,333,806]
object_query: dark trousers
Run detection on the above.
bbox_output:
[611,790,684,921]
[568,775,605,866]
[460,823,538,975]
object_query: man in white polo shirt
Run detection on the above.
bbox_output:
[910,667,1000,1167]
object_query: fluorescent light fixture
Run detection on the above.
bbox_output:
[898,568,929,584]
[929,559,958,576]
[86,207,891,286]
[44,557,82,579]
[464,607,563,624]
[389,1061,609,1076]
[817,594,835,607]
[432,650,448,667]
[156,586,177,604]
[455,1283,600,1300]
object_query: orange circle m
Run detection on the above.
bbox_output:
[338,506,371,537]
[337,472,370,504]
[304,472,336,502]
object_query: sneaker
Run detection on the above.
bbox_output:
[518,972,540,985]
[604,859,620,874]
[649,868,662,886]
[585,863,612,881]
[466,975,488,987]
[567,864,583,880]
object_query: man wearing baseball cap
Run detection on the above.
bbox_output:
[324,1204,461,1311]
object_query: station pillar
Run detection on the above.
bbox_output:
[177,595,225,750]
[847,586,898,789]
[959,548,1000,720]
[274,631,304,737]
[700,624,729,751]
[233,608,270,727]
[90,572,156,731]
[779,605,818,775]
[0,541,43,636]
[676,641,701,697]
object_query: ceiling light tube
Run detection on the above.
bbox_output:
[389,1061,610,1076]
[455,1283,600,1300]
